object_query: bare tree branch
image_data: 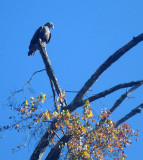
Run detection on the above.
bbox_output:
[115,103,143,127]
[89,81,143,105]
[67,80,143,112]
[12,69,46,96]
[72,33,143,104]
[50,79,57,111]
[99,84,142,124]
[38,42,67,108]
[110,84,142,114]
[38,43,61,96]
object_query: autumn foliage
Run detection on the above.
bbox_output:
[1,91,138,160]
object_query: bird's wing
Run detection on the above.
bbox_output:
[29,26,43,48]
[39,26,51,44]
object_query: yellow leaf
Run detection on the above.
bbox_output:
[87,110,93,118]
[47,114,51,120]
[43,112,48,119]
[43,94,46,102]
[25,100,28,105]
[53,112,58,117]
[83,150,90,158]
[82,116,85,120]
[113,133,118,140]
[66,111,71,119]
[36,119,40,123]
[84,99,90,107]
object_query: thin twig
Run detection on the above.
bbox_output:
[12,69,46,96]
[53,130,61,140]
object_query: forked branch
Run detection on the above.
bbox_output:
[67,80,143,112]
[72,33,143,104]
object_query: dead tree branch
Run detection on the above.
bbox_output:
[38,41,67,108]
[38,43,61,96]
[72,33,143,104]
[110,84,142,114]
[115,103,143,127]
[99,84,142,124]
[67,80,143,112]
[12,69,46,96]
[50,79,57,111]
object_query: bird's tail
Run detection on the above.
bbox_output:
[28,50,35,56]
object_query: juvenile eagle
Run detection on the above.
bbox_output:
[28,22,54,56]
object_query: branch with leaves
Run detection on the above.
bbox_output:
[44,84,142,160]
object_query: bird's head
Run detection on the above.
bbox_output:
[44,22,54,29]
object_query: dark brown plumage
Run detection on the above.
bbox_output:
[28,22,54,56]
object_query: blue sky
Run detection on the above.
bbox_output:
[0,0,143,159]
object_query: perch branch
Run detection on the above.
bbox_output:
[38,43,61,96]
[50,79,57,111]
[38,41,67,108]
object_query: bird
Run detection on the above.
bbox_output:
[28,22,54,56]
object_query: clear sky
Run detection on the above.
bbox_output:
[0,0,143,160]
